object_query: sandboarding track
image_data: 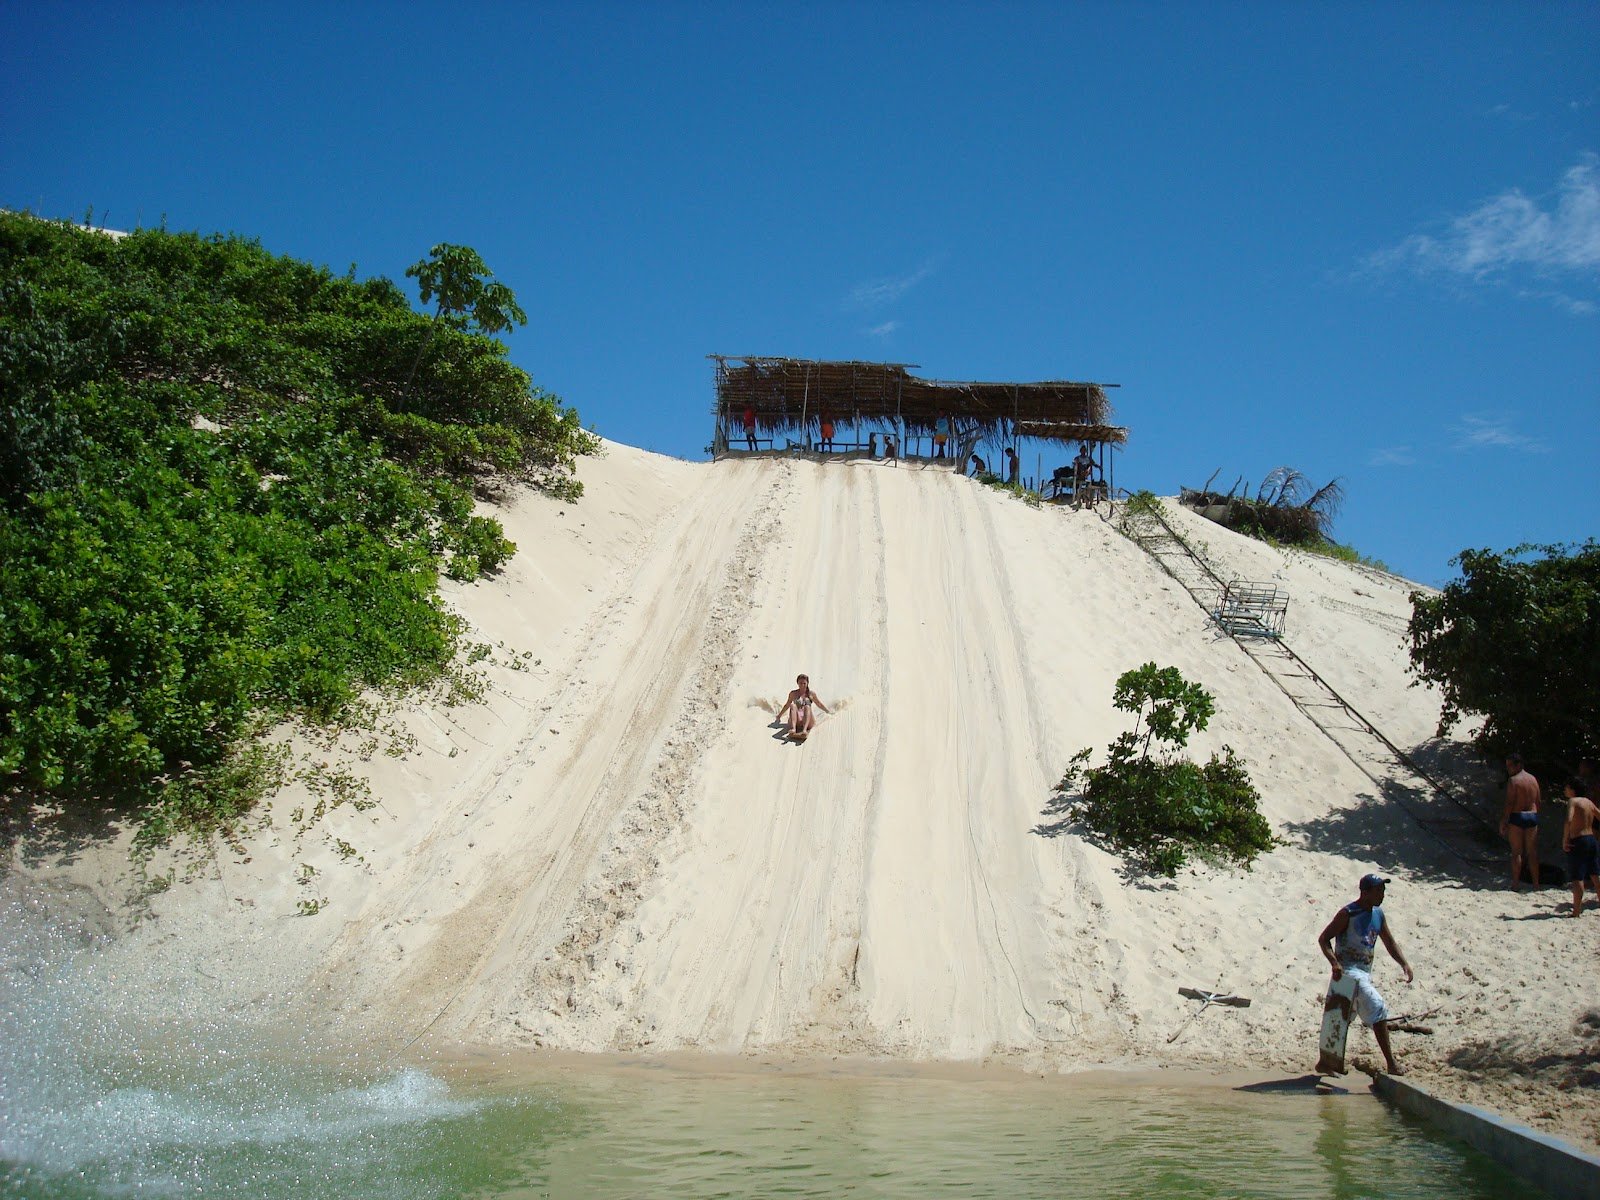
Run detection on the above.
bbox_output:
[565,458,891,1053]
[311,458,788,1038]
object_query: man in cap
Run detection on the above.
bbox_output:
[1317,873,1414,1075]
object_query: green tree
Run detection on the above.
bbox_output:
[1054,663,1275,877]
[0,213,595,839]
[1408,541,1599,769]
[402,243,528,393]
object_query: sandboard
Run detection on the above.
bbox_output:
[1316,973,1358,1075]
[789,729,808,742]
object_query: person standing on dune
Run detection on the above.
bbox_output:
[776,674,830,740]
[1561,779,1599,918]
[1501,753,1541,889]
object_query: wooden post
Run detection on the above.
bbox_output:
[894,369,903,453]
[800,362,811,453]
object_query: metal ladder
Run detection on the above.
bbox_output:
[1117,499,1499,873]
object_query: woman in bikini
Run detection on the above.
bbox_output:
[776,674,830,739]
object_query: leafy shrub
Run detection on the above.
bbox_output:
[1408,541,1599,769]
[978,475,1042,507]
[1055,663,1277,876]
[0,213,596,837]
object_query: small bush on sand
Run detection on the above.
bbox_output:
[1056,663,1277,877]
[1182,467,1344,547]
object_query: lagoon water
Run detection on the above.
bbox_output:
[1,893,1524,1199]
[2,1053,1528,1200]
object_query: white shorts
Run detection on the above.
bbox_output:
[1342,965,1390,1027]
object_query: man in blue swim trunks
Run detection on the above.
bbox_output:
[1318,874,1414,1075]
[1500,753,1541,890]
[1561,778,1600,918]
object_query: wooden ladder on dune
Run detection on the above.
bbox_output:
[1116,500,1500,873]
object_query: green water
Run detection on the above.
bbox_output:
[0,888,1535,1197]
[1,1056,1528,1199]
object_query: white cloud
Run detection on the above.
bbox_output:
[865,320,899,338]
[1367,446,1416,467]
[845,260,938,310]
[1516,287,1597,315]
[1365,153,1600,310]
[1452,414,1547,453]
[1487,102,1535,122]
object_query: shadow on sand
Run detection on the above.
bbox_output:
[1283,763,1514,890]
[1233,1073,1353,1095]
[1,790,130,870]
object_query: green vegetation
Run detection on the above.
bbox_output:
[1146,474,1387,571]
[1298,538,1389,573]
[978,474,1042,507]
[1183,467,1346,547]
[1408,540,1599,770]
[1055,663,1277,877]
[0,213,596,839]
[1119,488,1164,527]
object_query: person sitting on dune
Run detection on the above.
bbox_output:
[776,674,830,739]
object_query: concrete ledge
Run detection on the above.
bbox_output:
[1371,1073,1600,1200]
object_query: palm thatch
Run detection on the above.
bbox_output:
[1182,466,1345,544]
[711,355,1123,446]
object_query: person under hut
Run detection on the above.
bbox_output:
[1072,442,1096,491]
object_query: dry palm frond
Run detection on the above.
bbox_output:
[1187,466,1348,546]
[1257,466,1310,508]
[1304,477,1346,537]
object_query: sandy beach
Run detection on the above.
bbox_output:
[13,440,1598,1153]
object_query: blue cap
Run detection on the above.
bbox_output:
[1359,873,1390,890]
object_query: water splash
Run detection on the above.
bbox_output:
[0,882,489,1199]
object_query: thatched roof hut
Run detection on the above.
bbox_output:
[710,355,1123,449]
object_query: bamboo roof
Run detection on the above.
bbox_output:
[710,355,1124,445]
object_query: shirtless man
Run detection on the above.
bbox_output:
[1500,753,1541,889]
[776,674,830,739]
[1561,779,1600,918]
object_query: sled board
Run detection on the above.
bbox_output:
[789,730,808,742]
[1316,973,1358,1075]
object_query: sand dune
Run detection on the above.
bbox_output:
[17,440,1598,1150]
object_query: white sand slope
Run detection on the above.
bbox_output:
[20,440,1598,1148]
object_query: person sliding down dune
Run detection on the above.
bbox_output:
[776,674,830,740]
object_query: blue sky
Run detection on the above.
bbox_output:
[4,1,1595,584]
